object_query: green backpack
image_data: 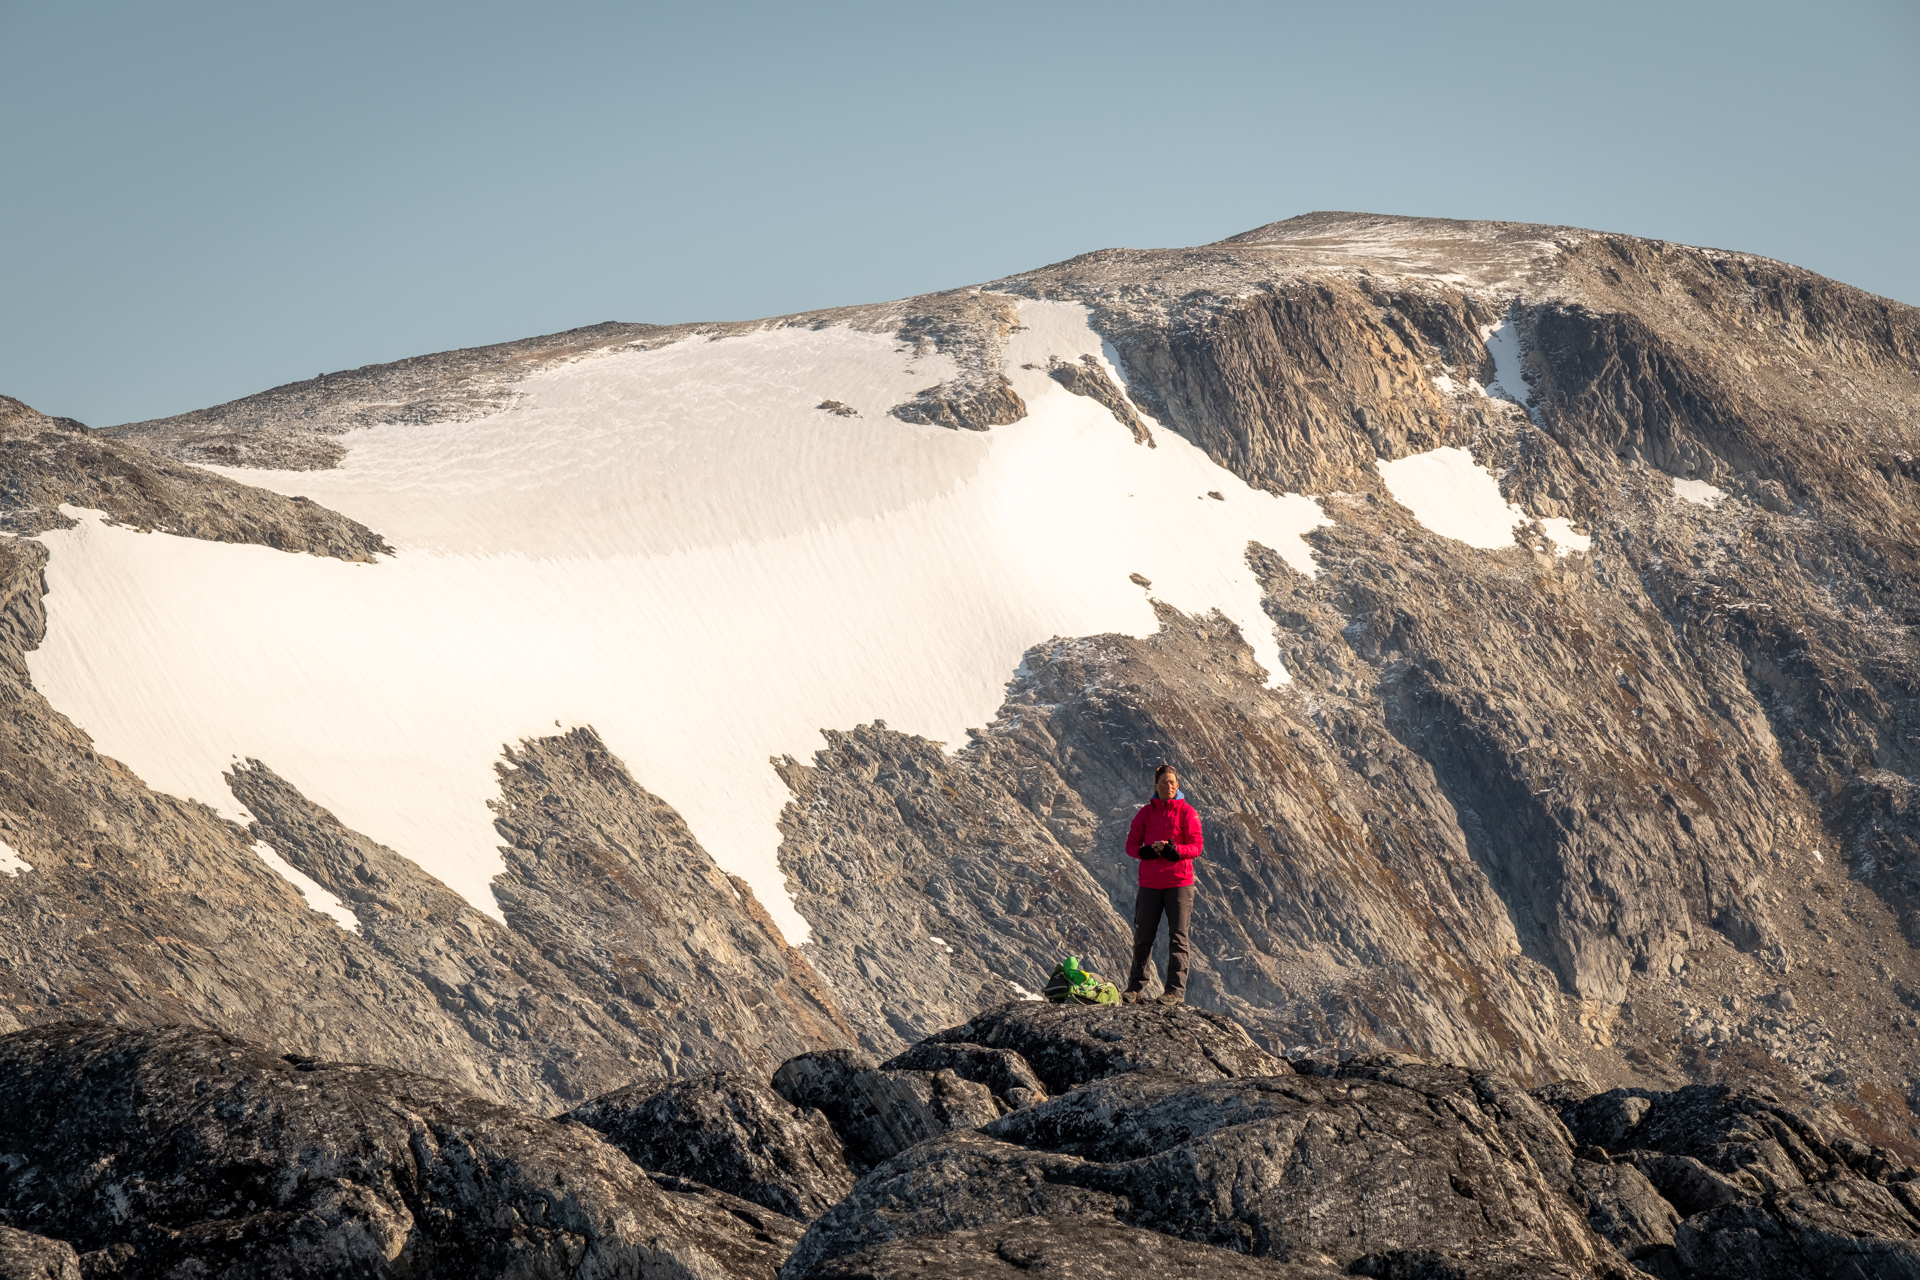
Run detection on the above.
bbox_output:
[1043,955,1119,1005]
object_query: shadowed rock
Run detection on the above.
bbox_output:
[1545,1081,1920,1277]
[782,1034,1619,1278]
[771,1050,1001,1174]
[564,1071,855,1223]
[0,1022,799,1280]
[797,1214,1343,1278]
[880,1042,1048,1110]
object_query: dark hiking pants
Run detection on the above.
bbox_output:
[1127,884,1194,997]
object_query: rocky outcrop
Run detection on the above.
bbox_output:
[799,1215,1344,1278]
[228,731,855,1109]
[775,724,1132,1057]
[921,1000,1281,1094]
[10,1000,1920,1280]
[0,1227,79,1280]
[782,1028,1619,1278]
[565,1072,854,1223]
[0,395,387,556]
[889,373,1026,432]
[1547,1080,1920,1276]
[488,728,853,1073]
[880,1041,1048,1110]
[1046,355,1153,444]
[771,1050,1002,1174]
[0,1021,800,1280]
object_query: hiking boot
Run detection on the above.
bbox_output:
[1155,992,1185,1006]
[1120,990,1146,1004]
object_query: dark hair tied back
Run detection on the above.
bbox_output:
[1154,764,1176,783]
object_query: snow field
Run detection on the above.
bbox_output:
[0,841,30,877]
[252,839,360,932]
[1375,446,1589,555]
[31,306,1325,943]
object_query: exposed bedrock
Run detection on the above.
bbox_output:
[8,989,1920,1278]
[563,1071,855,1222]
[1545,1079,1920,1276]
[782,1007,1617,1278]
[775,724,1134,1057]
[0,1226,80,1280]
[0,395,388,556]
[230,729,855,1109]
[887,372,1026,432]
[797,1214,1346,1279]
[1046,354,1154,445]
[1083,276,1493,495]
[0,1021,800,1280]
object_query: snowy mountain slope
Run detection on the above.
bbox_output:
[32,304,1325,939]
[6,212,1920,1141]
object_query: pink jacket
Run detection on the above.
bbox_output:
[1125,796,1203,889]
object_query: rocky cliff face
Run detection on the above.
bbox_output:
[5,211,1920,1201]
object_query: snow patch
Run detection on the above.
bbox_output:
[1538,517,1592,557]
[0,841,31,877]
[252,841,360,932]
[1481,319,1540,425]
[30,308,1324,945]
[1375,447,1524,549]
[1673,477,1727,505]
[1377,447,1588,557]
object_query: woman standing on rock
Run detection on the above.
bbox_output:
[1122,764,1203,1005]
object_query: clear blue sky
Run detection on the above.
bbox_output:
[3,0,1915,427]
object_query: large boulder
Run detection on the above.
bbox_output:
[921,1001,1284,1094]
[782,1047,1622,1278]
[0,1022,800,1279]
[772,1050,1002,1174]
[564,1071,855,1222]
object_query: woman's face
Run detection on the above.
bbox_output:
[1156,770,1179,800]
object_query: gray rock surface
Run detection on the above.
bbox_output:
[771,1050,1002,1174]
[783,1037,1618,1279]
[227,729,854,1107]
[879,1041,1048,1109]
[923,1000,1282,1094]
[564,1071,854,1223]
[1547,1080,1920,1277]
[0,1021,800,1280]
[774,725,1133,1057]
[0,395,387,556]
[798,1214,1343,1279]
[0,1227,79,1280]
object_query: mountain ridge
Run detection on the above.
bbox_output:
[1,209,1917,1169]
